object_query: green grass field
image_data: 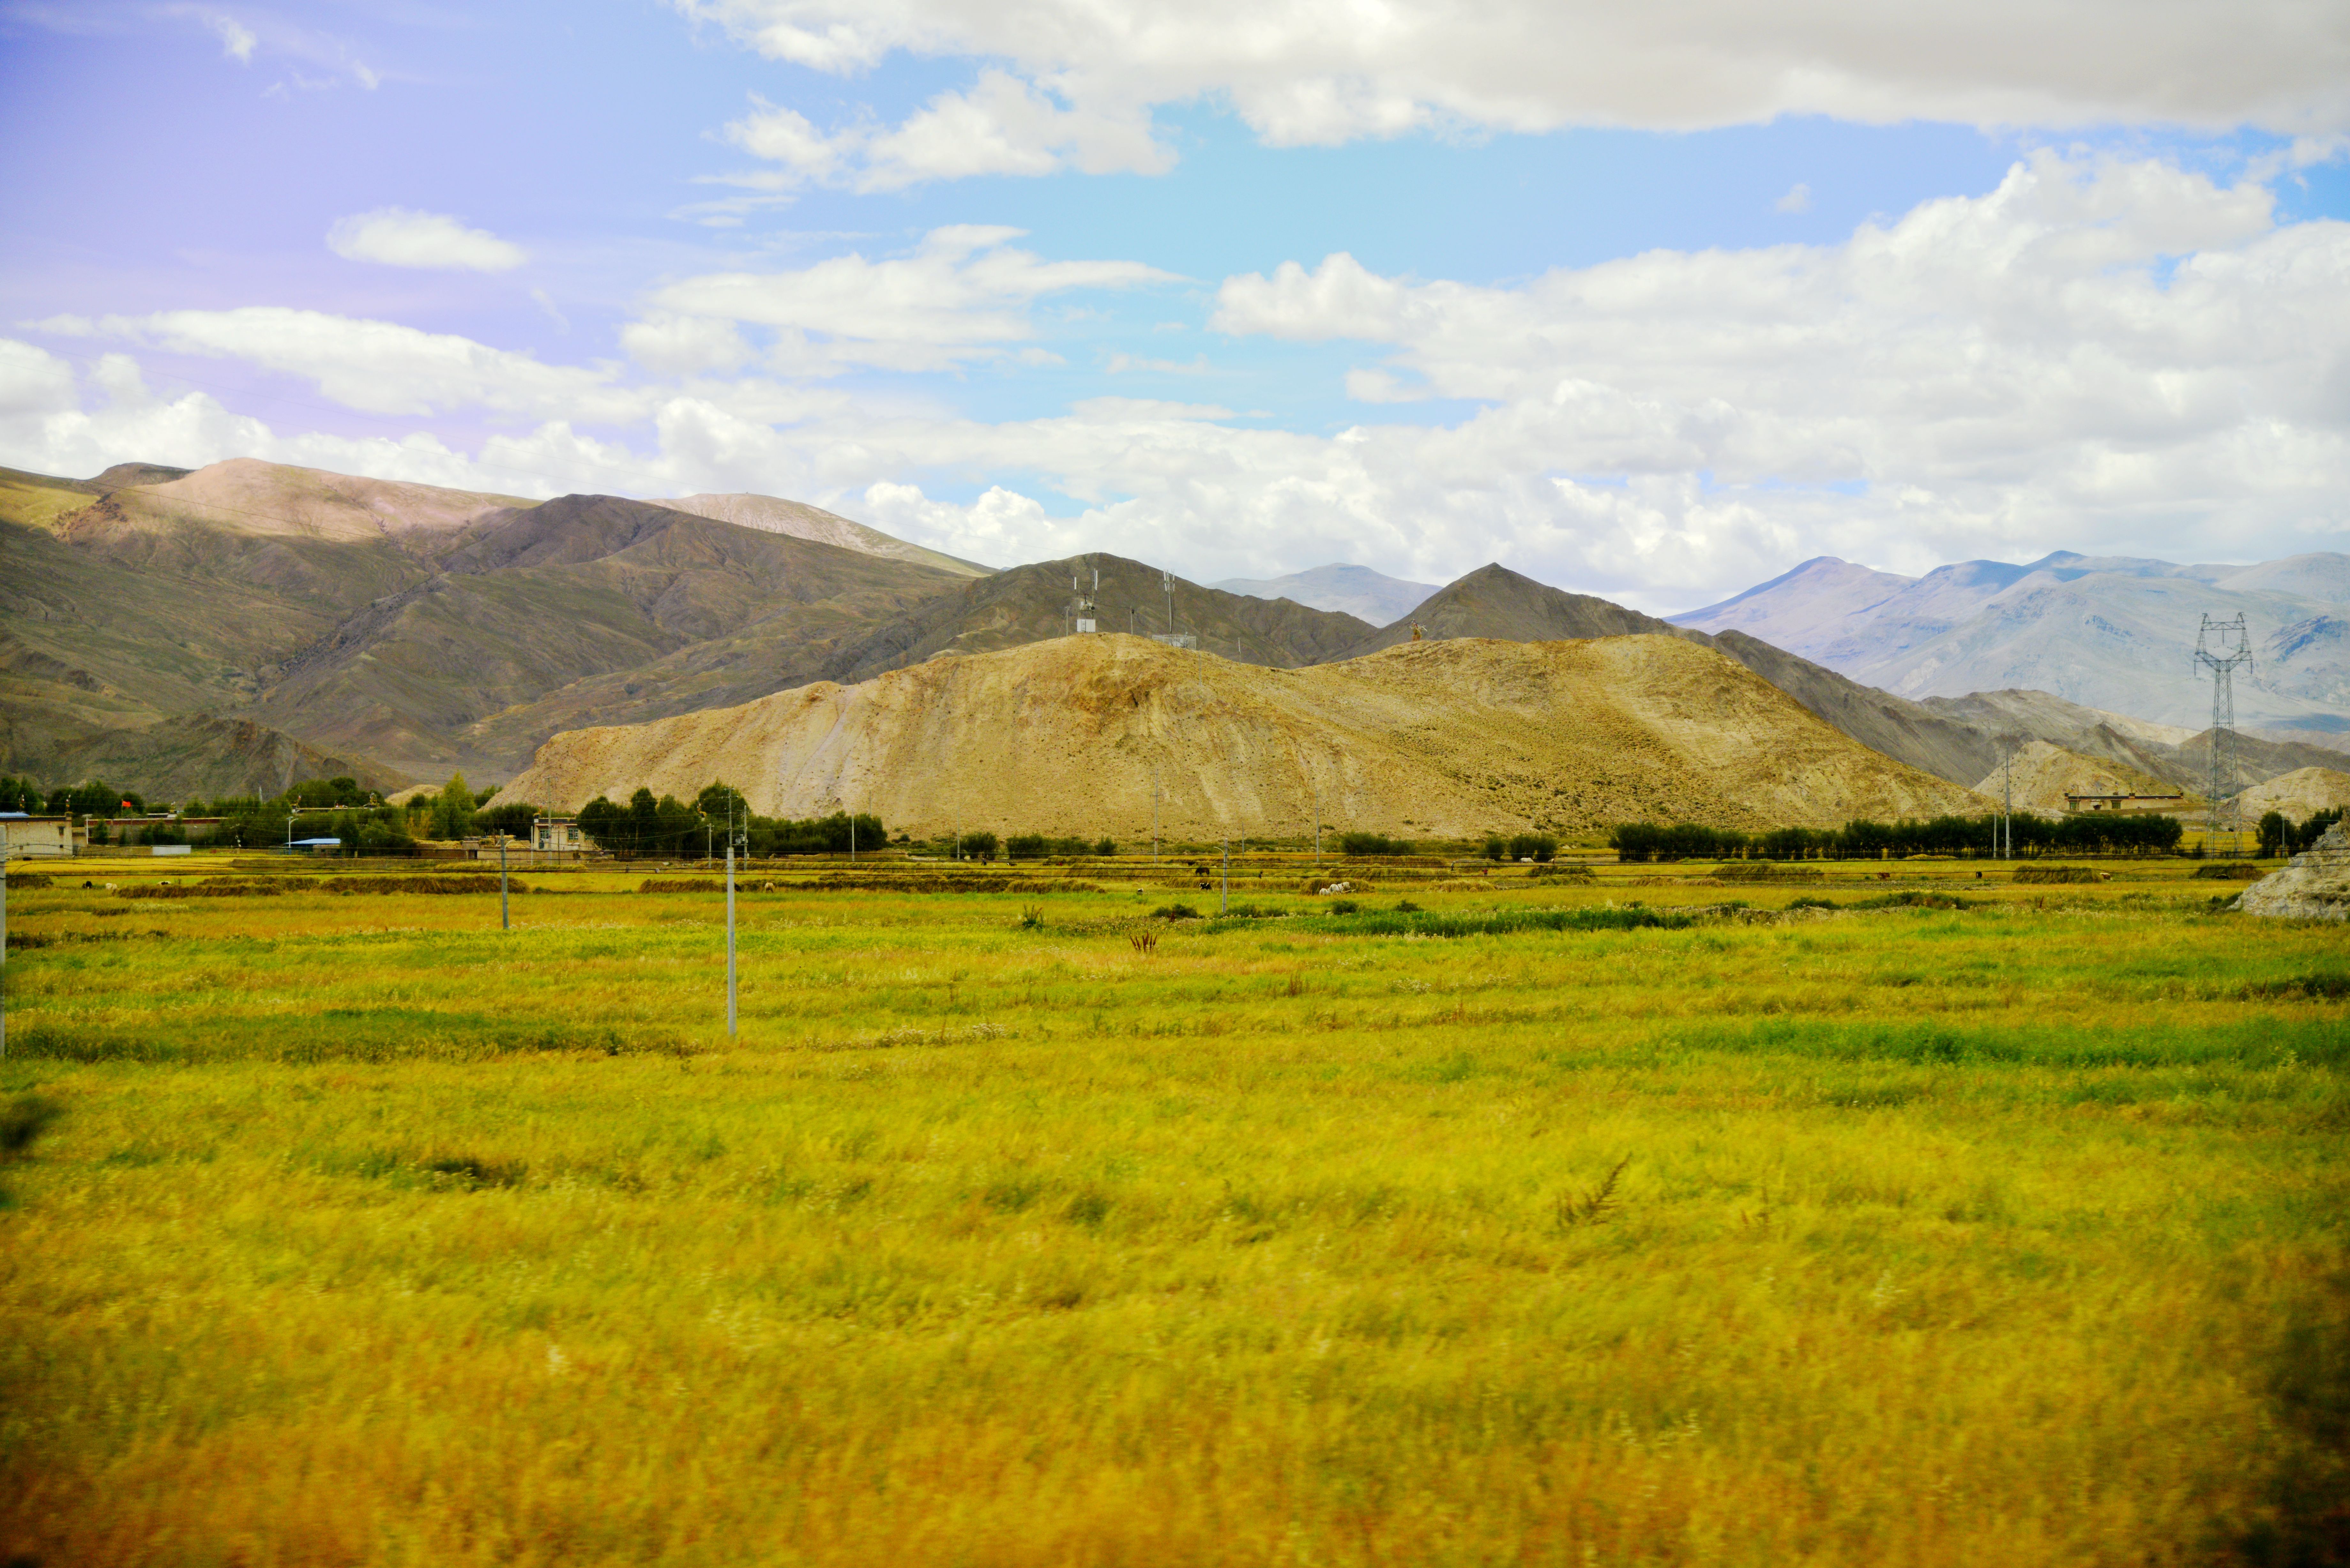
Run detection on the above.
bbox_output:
[2,855,2344,1565]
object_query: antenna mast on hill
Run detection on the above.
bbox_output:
[2194,614,2254,858]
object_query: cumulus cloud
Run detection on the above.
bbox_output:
[669,0,2350,147]
[326,208,528,272]
[1775,182,1812,214]
[717,72,1169,194]
[40,309,640,422]
[11,154,2348,610]
[641,224,1179,374]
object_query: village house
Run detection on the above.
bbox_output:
[532,816,586,856]
[0,813,84,856]
[2065,787,2187,813]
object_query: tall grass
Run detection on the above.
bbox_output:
[0,862,2342,1564]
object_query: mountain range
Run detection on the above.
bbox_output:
[1210,564,1438,626]
[3,456,2342,820]
[1671,550,2350,741]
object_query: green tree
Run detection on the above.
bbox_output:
[429,773,477,840]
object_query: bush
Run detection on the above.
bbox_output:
[1006,834,1048,861]
[1507,833,1558,863]
[2014,866,2100,884]
[1095,838,1117,856]
[1151,903,1201,920]
[1338,832,1411,856]
[1483,837,1507,861]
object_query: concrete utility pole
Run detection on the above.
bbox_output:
[2,844,10,1060]
[725,844,738,1038]
[1221,837,1229,916]
[499,835,510,930]
[1152,763,1160,863]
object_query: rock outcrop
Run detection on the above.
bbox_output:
[2235,823,2350,921]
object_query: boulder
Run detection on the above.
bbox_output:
[2234,822,2350,921]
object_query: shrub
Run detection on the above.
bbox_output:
[1095,838,1117,856]
[1483,837,1508,861]
[1007,834,1048,861]
[1328,899,1360,915]
[1151,903,1201,921]
[2014,866,2100,884]
[1338,832,1411,856]
[1507,833,1558,863]
[2192,863,2262,879]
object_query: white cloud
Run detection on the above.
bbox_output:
[1775,182,1811,215]
[207,13,255,62]
[716,71,1169,195]
[669,0,2350,149]
[326,209,528,273]
[40,309,640,422]
[10,154,2348,612]
[642,224,1179,374]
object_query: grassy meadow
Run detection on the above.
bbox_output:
[1,854,2345,1566]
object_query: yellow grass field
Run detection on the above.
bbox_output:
[1,853,2343,1566]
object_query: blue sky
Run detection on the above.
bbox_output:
[3,0,2346,610]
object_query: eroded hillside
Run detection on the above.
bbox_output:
[497,633,1989,836]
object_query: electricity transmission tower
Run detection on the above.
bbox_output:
[2194,614,2254,857]
[1998,748,2014,859]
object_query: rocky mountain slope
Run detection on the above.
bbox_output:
[816,553,1376,685]
[1210,563,1439,625]
[1970,741,2185,815]
[2234,767,2350,822]
[653,492,991,577]
[496,633,1989,837]
[1,460,972,790]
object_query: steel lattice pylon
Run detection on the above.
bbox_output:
[2194,614,2254,857]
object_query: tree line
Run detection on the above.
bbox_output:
[2257,808,2344,858]
[1610,813,2188,862]
[574,784,884,860]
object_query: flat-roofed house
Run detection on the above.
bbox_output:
[533,816,585,856]
[2065,788,2187,813]
[0,814,80,856]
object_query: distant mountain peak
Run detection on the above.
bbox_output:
[1210,562,1440,626]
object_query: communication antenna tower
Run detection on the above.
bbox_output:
[2194,614,2254,857]
[1070,565,1099,635]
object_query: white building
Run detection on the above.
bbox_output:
[0,814,80,857]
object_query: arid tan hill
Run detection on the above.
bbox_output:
[1326,562,2013,788]
[654,493,992,578]
[1707,630,2008,788]
[1970,741,2188,815]
[2235,767,2350,822]
[496,633,1990,837]
[59,457,532,546]
[818,553,1375,685]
